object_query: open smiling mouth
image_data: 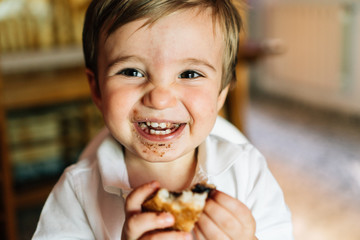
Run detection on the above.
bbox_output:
[138,121,185,136]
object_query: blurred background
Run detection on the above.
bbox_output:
[0,0,359,239]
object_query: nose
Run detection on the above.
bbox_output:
[142,86,177,110]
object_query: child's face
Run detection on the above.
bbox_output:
[89,8,228,163]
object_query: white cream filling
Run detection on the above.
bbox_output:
[157,188,207,211]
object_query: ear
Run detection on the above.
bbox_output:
[86,68,103,111]
[217,84,230,112]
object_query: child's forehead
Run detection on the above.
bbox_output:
[101,9,224,57]
[101,7,223,44]
[98,8,225,74]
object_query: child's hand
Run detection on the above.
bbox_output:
[121,181,192,240]
[194,190,257,240]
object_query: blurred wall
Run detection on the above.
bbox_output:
[249,0,360,115]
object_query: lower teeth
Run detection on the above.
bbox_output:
[150,129,172,135]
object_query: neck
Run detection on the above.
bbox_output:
[125,149,197,191]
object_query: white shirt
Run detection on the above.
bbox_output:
[33,117,294,240]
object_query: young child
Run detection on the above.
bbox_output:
[33,0,293,239]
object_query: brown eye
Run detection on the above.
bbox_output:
[179,70,202,79]
[118,68,144,77]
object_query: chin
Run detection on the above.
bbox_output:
[140,151,178,162]
[137,146,188,163]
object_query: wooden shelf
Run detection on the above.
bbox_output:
[0,99,17,240]
[15,180,57,209]
[0,45,93,240]
[0,46,84,75]
[2,67,91,110]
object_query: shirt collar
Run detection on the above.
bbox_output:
[198,134,251,181]
[97,136,131,196]
[96,132,249,196]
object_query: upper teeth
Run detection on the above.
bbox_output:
[139,121,181,135]
[147,122,170,129]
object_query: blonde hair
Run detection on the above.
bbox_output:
[83,0,243,89]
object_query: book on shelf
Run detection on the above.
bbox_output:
[0,0,91,53]
[7,101,104,186]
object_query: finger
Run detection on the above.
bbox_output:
[204,199,242,238]
[196,210,230,240]
[140,230,192,240]
[211,190,254,223]
[125,181,160,214]
[124,212,174,240]
[208,191,256,238]
[193,225,206,240]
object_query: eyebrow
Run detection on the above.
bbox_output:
[107,55,144,69]
[182,58,217,72]
[107,55,217,72]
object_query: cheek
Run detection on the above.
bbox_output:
[101,86,137,123]
[184,87,219,119]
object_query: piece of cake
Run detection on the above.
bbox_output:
[142,183,215,232]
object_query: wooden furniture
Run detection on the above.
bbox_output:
[220,61,248,133]
[0,74,17,240]
[222,6,249,134]
[0,48,91,240]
